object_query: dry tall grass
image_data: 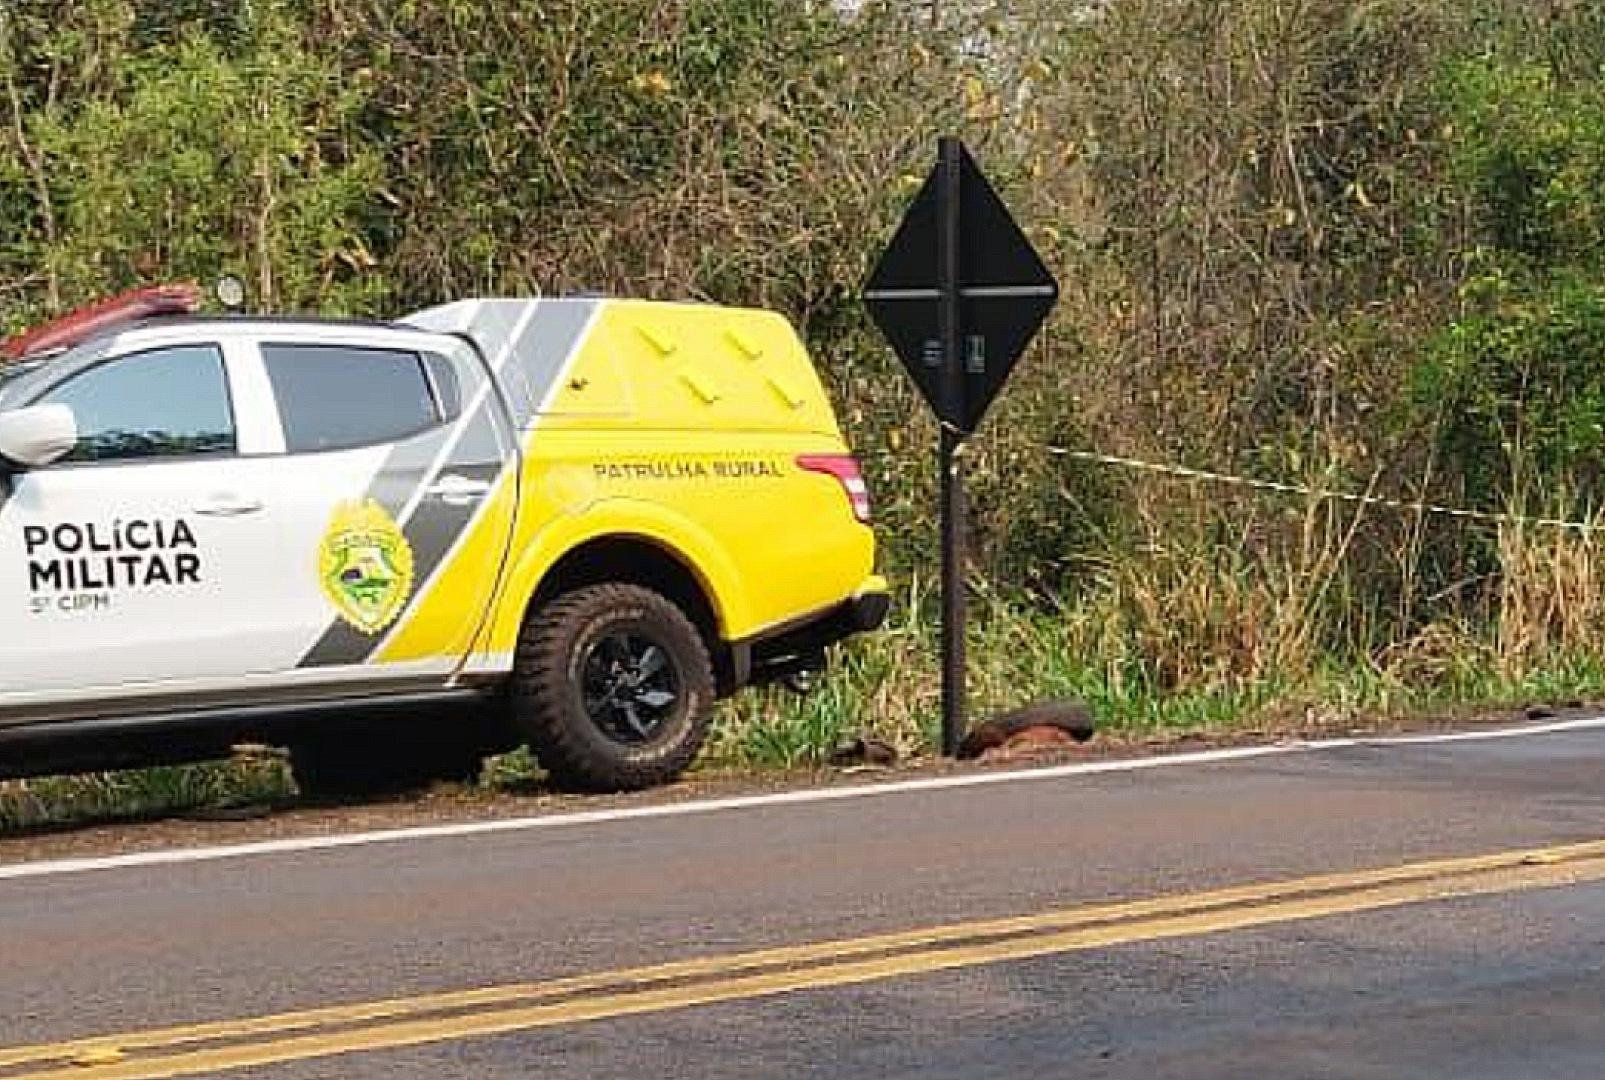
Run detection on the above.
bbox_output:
[1495,515,1605,673]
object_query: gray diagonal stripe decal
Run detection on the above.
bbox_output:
[496,301,602,424]
[406,298,602,425]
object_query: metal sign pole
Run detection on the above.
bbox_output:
[865,136,1057,757]
[937,136,966,758]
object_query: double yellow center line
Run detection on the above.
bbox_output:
[6,838,1605,1079]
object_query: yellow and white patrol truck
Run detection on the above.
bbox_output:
[0,287,888,791]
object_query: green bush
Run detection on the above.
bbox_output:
[1416,272,1605,504]
[1414,53,1605,510]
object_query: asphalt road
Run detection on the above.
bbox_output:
[1,724,1602,1079]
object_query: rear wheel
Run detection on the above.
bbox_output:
[513,583,715,792]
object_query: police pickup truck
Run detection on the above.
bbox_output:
[0,286,888,791]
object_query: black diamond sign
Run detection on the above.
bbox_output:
[864,141,1058,434]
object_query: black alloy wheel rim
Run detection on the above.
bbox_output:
[580,630,682,744]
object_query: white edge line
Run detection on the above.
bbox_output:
[3,714,1602,884]
[1357,714,1605,745]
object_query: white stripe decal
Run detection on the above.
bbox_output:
[1,715,1601,882]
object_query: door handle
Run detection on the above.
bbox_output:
[426,475,493,507]
[193,497,264,518]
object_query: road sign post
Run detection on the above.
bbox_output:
[865,138,1059,756]
[936,137,966,758]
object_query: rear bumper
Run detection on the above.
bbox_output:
[727,582,890,690]
[811,588,893,639]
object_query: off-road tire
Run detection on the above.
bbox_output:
[513,584,715,792]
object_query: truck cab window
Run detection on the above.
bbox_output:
[40,344,235,463]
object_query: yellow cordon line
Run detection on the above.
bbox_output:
[6,841,1605,1080]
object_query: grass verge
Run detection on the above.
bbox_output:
[704,578,1605,768]
[10,565,1605,834]
[0,748,297,834]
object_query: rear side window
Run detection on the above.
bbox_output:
[263,344,452,453]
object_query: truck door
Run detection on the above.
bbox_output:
[245,332,518,684]
[0,340,285,696]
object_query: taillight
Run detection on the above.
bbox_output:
[797,454,872,524]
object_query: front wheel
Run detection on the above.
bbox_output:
[512,584,715,792]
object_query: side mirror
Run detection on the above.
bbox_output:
[0,404,77,469]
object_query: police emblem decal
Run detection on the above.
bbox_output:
[318,500,415,635]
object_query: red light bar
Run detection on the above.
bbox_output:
[0,283,203,362]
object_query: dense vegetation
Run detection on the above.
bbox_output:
[7,0,1605,773]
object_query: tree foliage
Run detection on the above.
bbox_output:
[1418,40,1605,508]
[3,0,1604,628]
